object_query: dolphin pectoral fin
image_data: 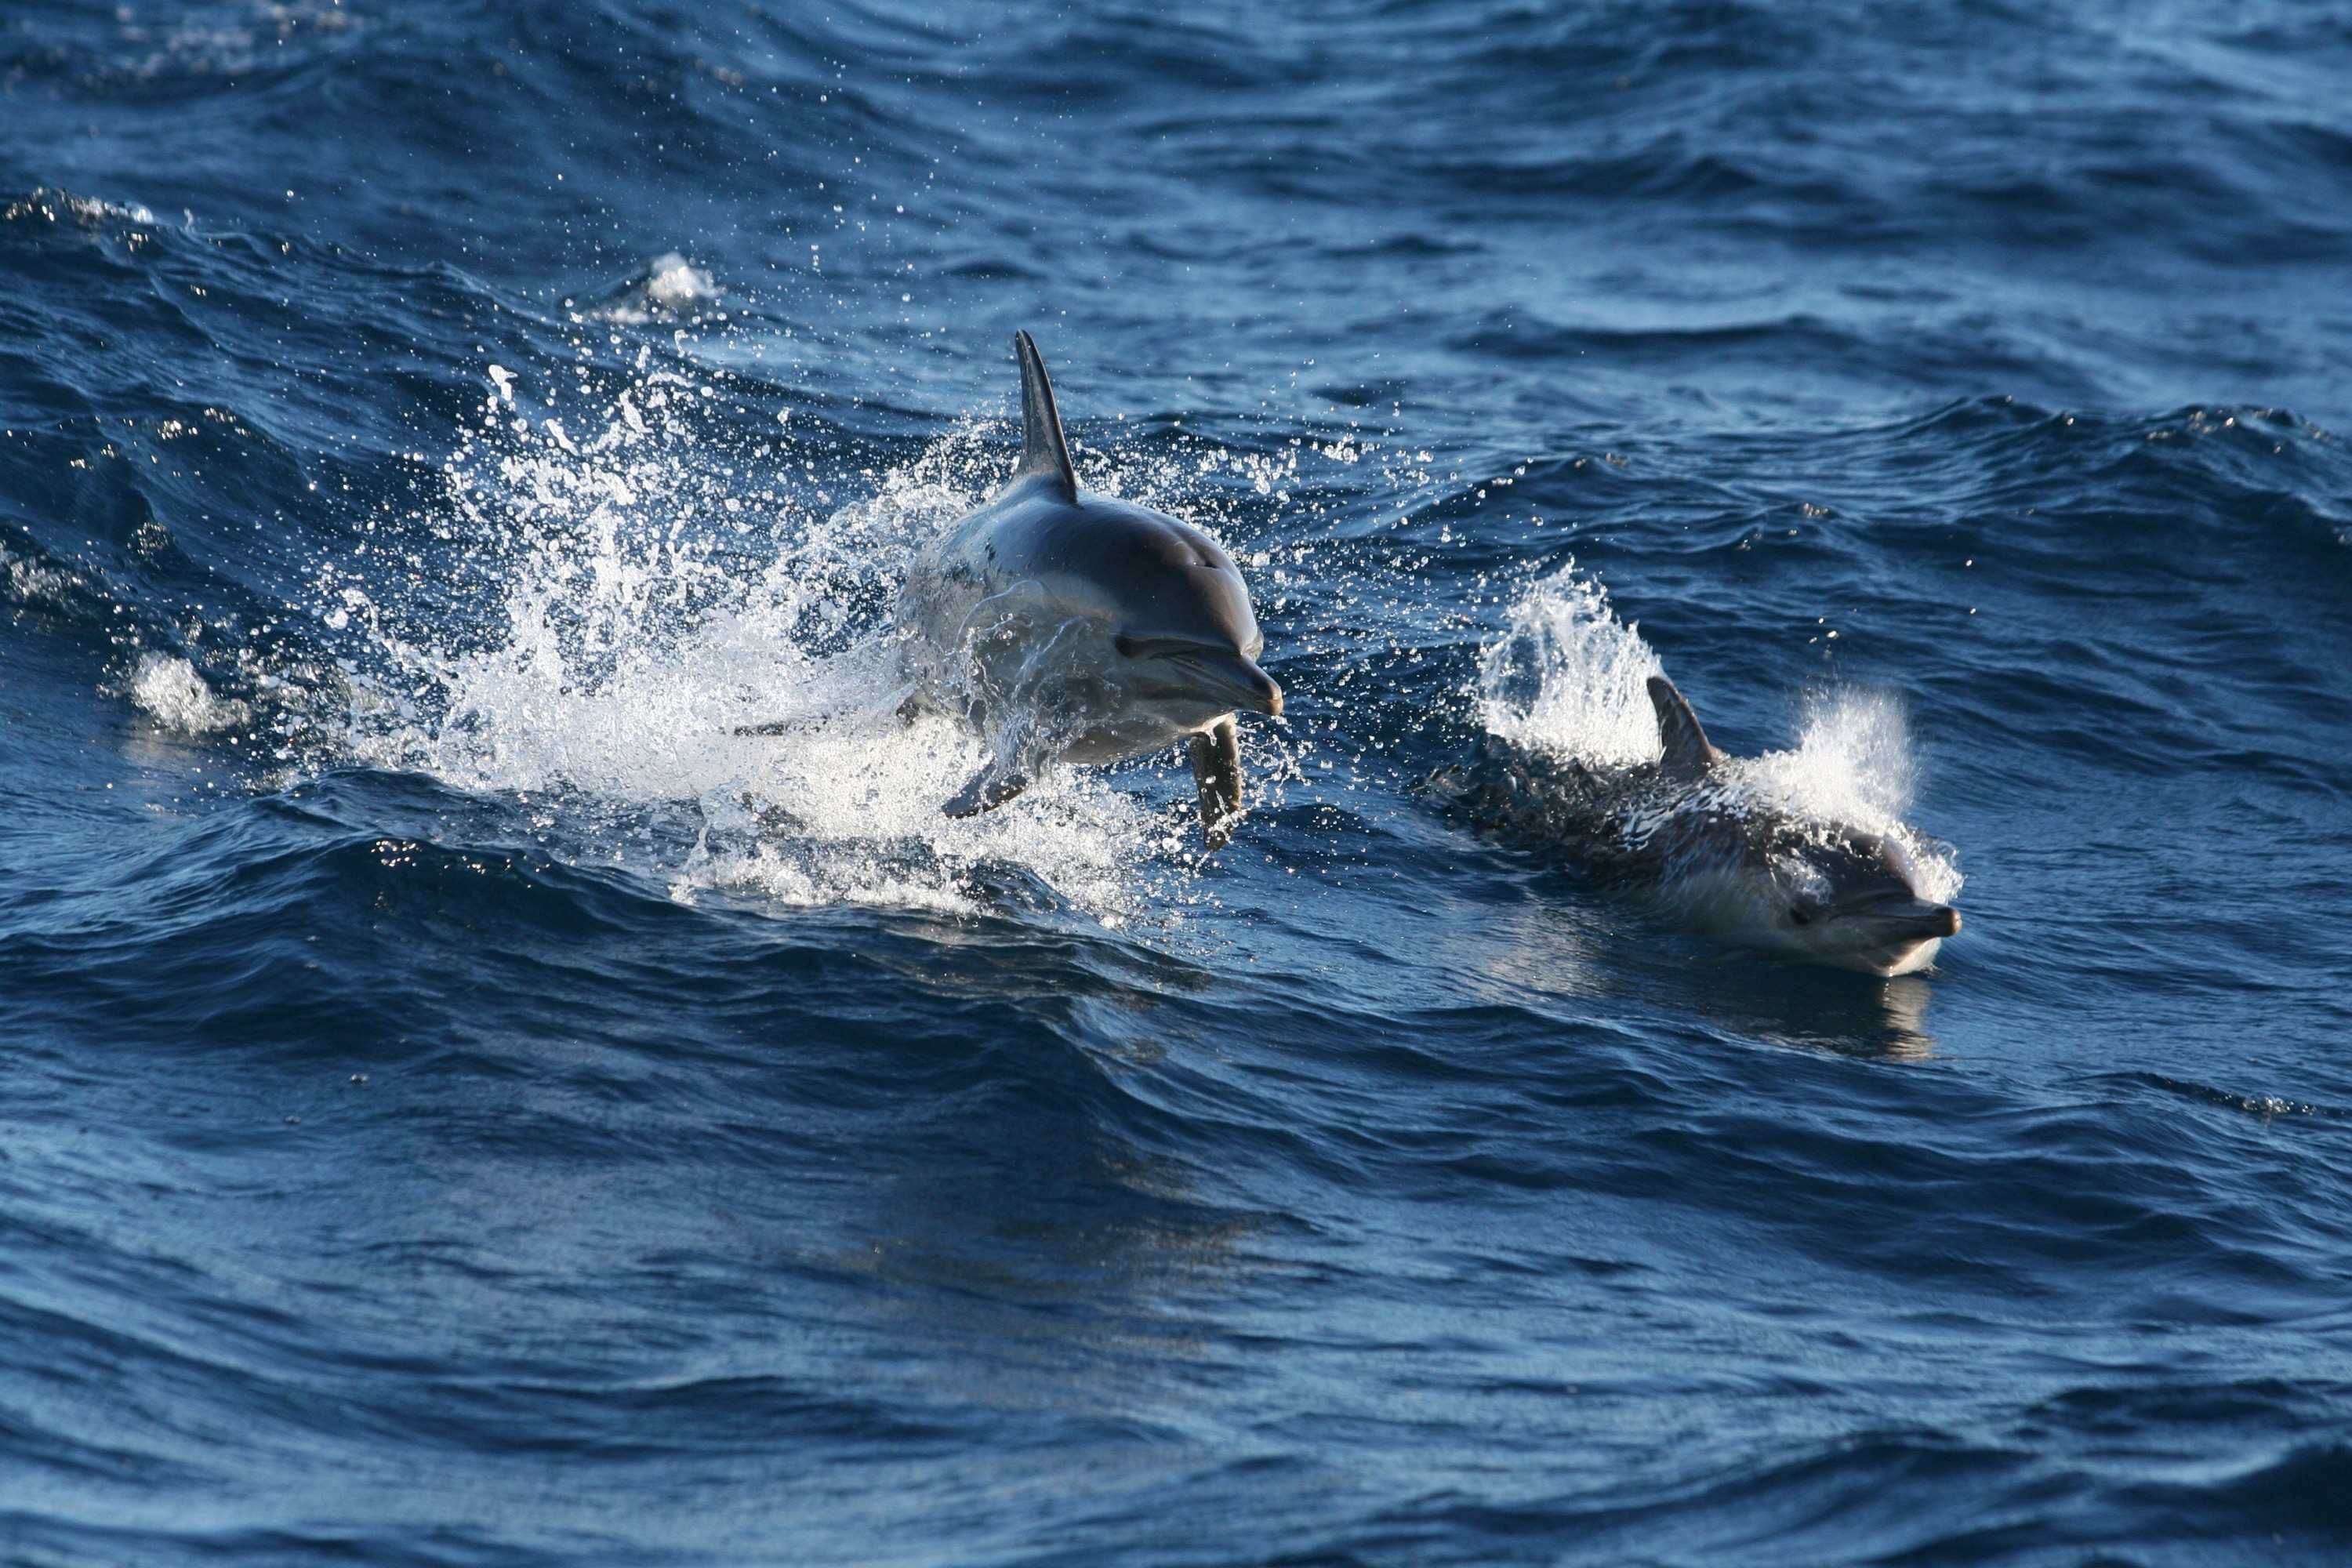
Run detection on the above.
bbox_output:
[1647,675,1728,776]
[1189,716,1243,851]
[944,763,1029,818]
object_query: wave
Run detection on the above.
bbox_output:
[5,4,2351,1562]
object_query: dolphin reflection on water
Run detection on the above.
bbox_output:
[1436,675,1962,977]
[890,332,1282,848]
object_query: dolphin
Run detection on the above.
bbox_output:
[891,332,1282,848]
[1433,674,1960,975]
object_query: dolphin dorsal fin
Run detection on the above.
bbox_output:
[1647,675,1727,776]
[1010,330,1077,497]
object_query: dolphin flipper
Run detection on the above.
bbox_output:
[1189,716,1243,851]
[1010,331,1077,498]
[944,761,1029,818]
[1647,675,1727,777]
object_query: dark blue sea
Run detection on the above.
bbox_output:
[4,3,2350,1563]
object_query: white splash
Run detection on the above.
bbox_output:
[129,653,249,735]
[594,253,722,324]
[1740,689,1915,828]
[644,254,717,310]
[340,374,1187,922]
[1479,564,1664,765]
[1739,692,1962,905]
[1,543,79,611]
[2,189,156,227]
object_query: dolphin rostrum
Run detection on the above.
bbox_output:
[1434,674,1961,975]
[892,332,1282,848]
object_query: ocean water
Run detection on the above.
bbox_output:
[3,2,2350,1563]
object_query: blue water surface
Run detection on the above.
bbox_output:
[2,2,2350,1563]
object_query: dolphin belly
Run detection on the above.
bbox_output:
[1054,706,1229,765]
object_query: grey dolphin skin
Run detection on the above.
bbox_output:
[1434,675,1960,976]
[893,332,1282,848]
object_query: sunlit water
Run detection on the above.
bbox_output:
[2,3,2350,1564]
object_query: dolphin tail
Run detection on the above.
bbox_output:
[1009,330,1077,496]
[1189,716,1243,851]
[1647,675,1727,777]
[944,760,1029,818]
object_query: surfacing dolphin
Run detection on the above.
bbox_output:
[1433,675,1961,975]
[893,331,1282,848]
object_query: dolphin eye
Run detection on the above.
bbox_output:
[1789,906,1812,926]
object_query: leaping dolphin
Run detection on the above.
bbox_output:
[1435,675,1961,975]
[892,332,1282,848]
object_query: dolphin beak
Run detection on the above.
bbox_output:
[1857,898,1961,938]
[1250,665,1285,718]
[1809,896,1960,976]
[1190,652,1283,717]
